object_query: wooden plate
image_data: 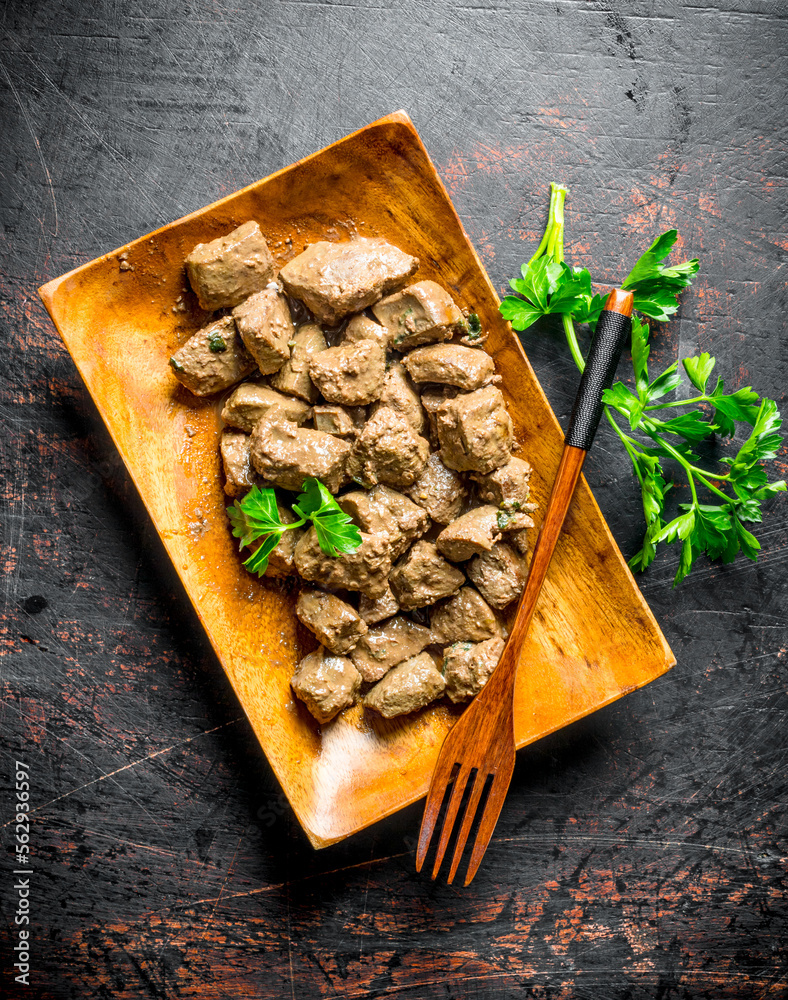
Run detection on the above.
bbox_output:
[38,110,675,849]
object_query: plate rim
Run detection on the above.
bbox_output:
[37,109,676,849]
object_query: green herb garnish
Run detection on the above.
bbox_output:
[501,182,785,585]
[496,510,514,531]
[291,477,363,558]
[227,477,362,577]
[466,313,482,340]
[207,331,227,353]
[169,356,185,373]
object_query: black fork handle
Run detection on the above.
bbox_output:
[565,288,633,450]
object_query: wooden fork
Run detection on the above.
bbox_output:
[416,288,634,885]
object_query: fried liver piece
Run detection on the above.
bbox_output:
[169,316,256,396]
[436,505,502,562]
[436,385,514,474]
[349,615,433,683]
[185,221,276,311]
[291,646,362,724]
[250,412,350,493]
[346,406,430,489]
[270,323,327,403]
[402,344,496,391]
[343,313,393,352]
[308,339,386,406]
[264,505,303,578]
[280,238,419,325]
[471,456,533,509]
[389,540,465,610]
[405,452,467,524]
[508,528,530,556]
[420,385,460,444]
[294,528,392,599]
[220,429,260,497]
[338,484,429,561]
[232,286,294,375]
[369,360,425,434]
[443,637,505,703]
[363,652,446,719]
[430,586,504,644]
[312,404,358,438]
[359,585,400,625]
[496,508,535,534]
[466,541,527,610]
[372,280,464,350]
[296,589,368,655]
[221,382,310,432]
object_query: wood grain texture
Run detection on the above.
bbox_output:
[1,2,786,998]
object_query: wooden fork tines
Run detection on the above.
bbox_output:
[416,665,517,884]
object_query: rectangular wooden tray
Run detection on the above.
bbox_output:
[38,110,675,848]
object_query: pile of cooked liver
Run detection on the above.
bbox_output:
[170,221,536,725]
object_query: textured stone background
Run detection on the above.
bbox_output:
[1,1,786,997]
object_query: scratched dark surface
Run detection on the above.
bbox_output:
[1,1,787,997]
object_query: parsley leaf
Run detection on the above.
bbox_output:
[227,478,362,577]
[465,313,483,340]
[622,230,700,322]
[572,291,607,329]
[499,296,544,331]
[311,512,363,557]
[293,478,362,557]
[502,261,598,331]
[631,315,651,393]
[726,398,784,477]
[709,380,761,436]
[602,383,644,430]
[292,477,336,518]
[227,485,282,549]
[683,353,716,392]
[648,411,717,443]
[243,533,283,577]
[646,360,683,401]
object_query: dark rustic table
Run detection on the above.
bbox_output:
[2,2,787,997]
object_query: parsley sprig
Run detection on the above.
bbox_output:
[227,477,362,577]
[501,183,785,584]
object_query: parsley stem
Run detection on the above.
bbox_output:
[530,182,568,267]
[644,395,708,410]
[527,194,553,266]
[687,469,699,506]
[644,429,736,505]
[288,506,309,528]
[686,464,730,482]
[562,314,586,373]
[542,185,586,377]
[547,184,566,260]
[606,394,737,490]
[605,407,644,484]
[684,468,735,503]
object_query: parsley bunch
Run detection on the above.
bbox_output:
[227,477,362,577]
[501,183,785,584]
